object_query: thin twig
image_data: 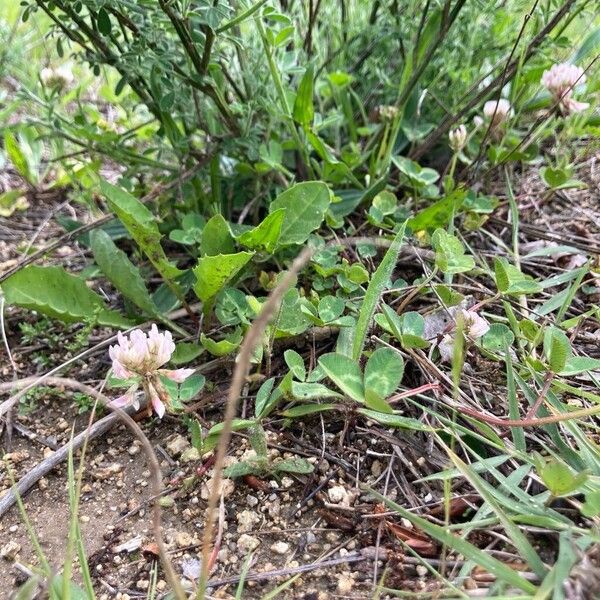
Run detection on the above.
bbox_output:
[198,244,316,594]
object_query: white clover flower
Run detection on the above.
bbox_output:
[438,309,490,363]
[109,325,194,418]
[541,63,589,114]
[460,309,490,339]
[377,104,400,122]
[41,65,74,90]
[483,99,512,127]
[449,125,467,152]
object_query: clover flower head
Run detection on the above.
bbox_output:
[377,104,400,122]
[41,65,74,90]
[542,63,585,94]
[449,125,467,152]
[541,63,589,114]
[459,309,490,339]
[109,325,194,418]
[483,99,512,126]
[438,309,490,362]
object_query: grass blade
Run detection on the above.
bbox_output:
[352,221,407,359]
[447,448,547,579]
[365,487,537,593]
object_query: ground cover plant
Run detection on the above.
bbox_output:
[0,0,600,598]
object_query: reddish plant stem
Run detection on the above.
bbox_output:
[524,371,554,420]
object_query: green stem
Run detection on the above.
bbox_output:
[379,0,467,175]
[217,0,270,34]
[255,16,315,179]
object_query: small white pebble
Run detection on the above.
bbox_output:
[270,541,290,555]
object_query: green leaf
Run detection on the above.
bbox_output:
[90,229,156,315]
[274,457,314,474]
[282,403,338,417]
[543,326,572,373]
[1,265,130,327]
[236,209,285,253]
[216,288,250,326]
[480,323,515,353]
[539,459,589,497]
[398,313,429,348]
[378,306,429,349]
[255,377,276,419]
[200,330,242,356]
[379,305,403,334]
[269,182,331,245]
[416,455,510,482]
[100,180,182,282]
[448,450,547,579]
[318,352,365,402]
[0,190,28,217]
[207,418,256,437]
[364,347,404,398]
[50,576,88,600]
[273,288,311,337]
[407,189,465,232]
[494,257,509,293]
[393,156,439,186]
[318,295,345,322]
[190,419,203,451]
[352,222,407,359]
[346,263,369,284]
[494,258,542,295]
[193,252,253,305]
[171,342,204,365]
[367,488,537,593]
[431,229,475,275]
[248,423,268,459]
[223,460,263,478]
[97,7,112,35]
[290,382,342,401]
[284,349,306,381]
[364,389,393,413]
[178,374,206,402]
[434,284,464,306]
[293,65,314,126]
[540,166,568,189]
[4,131,31,183]
[358,409,430,430]
[559,356,600,376]
[581,490,600,517]
[416,8,442,63]
[200,214,235,256]
[371,191,397,216]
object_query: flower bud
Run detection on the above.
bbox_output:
[483,99,512,127]
[448,124,467,152]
